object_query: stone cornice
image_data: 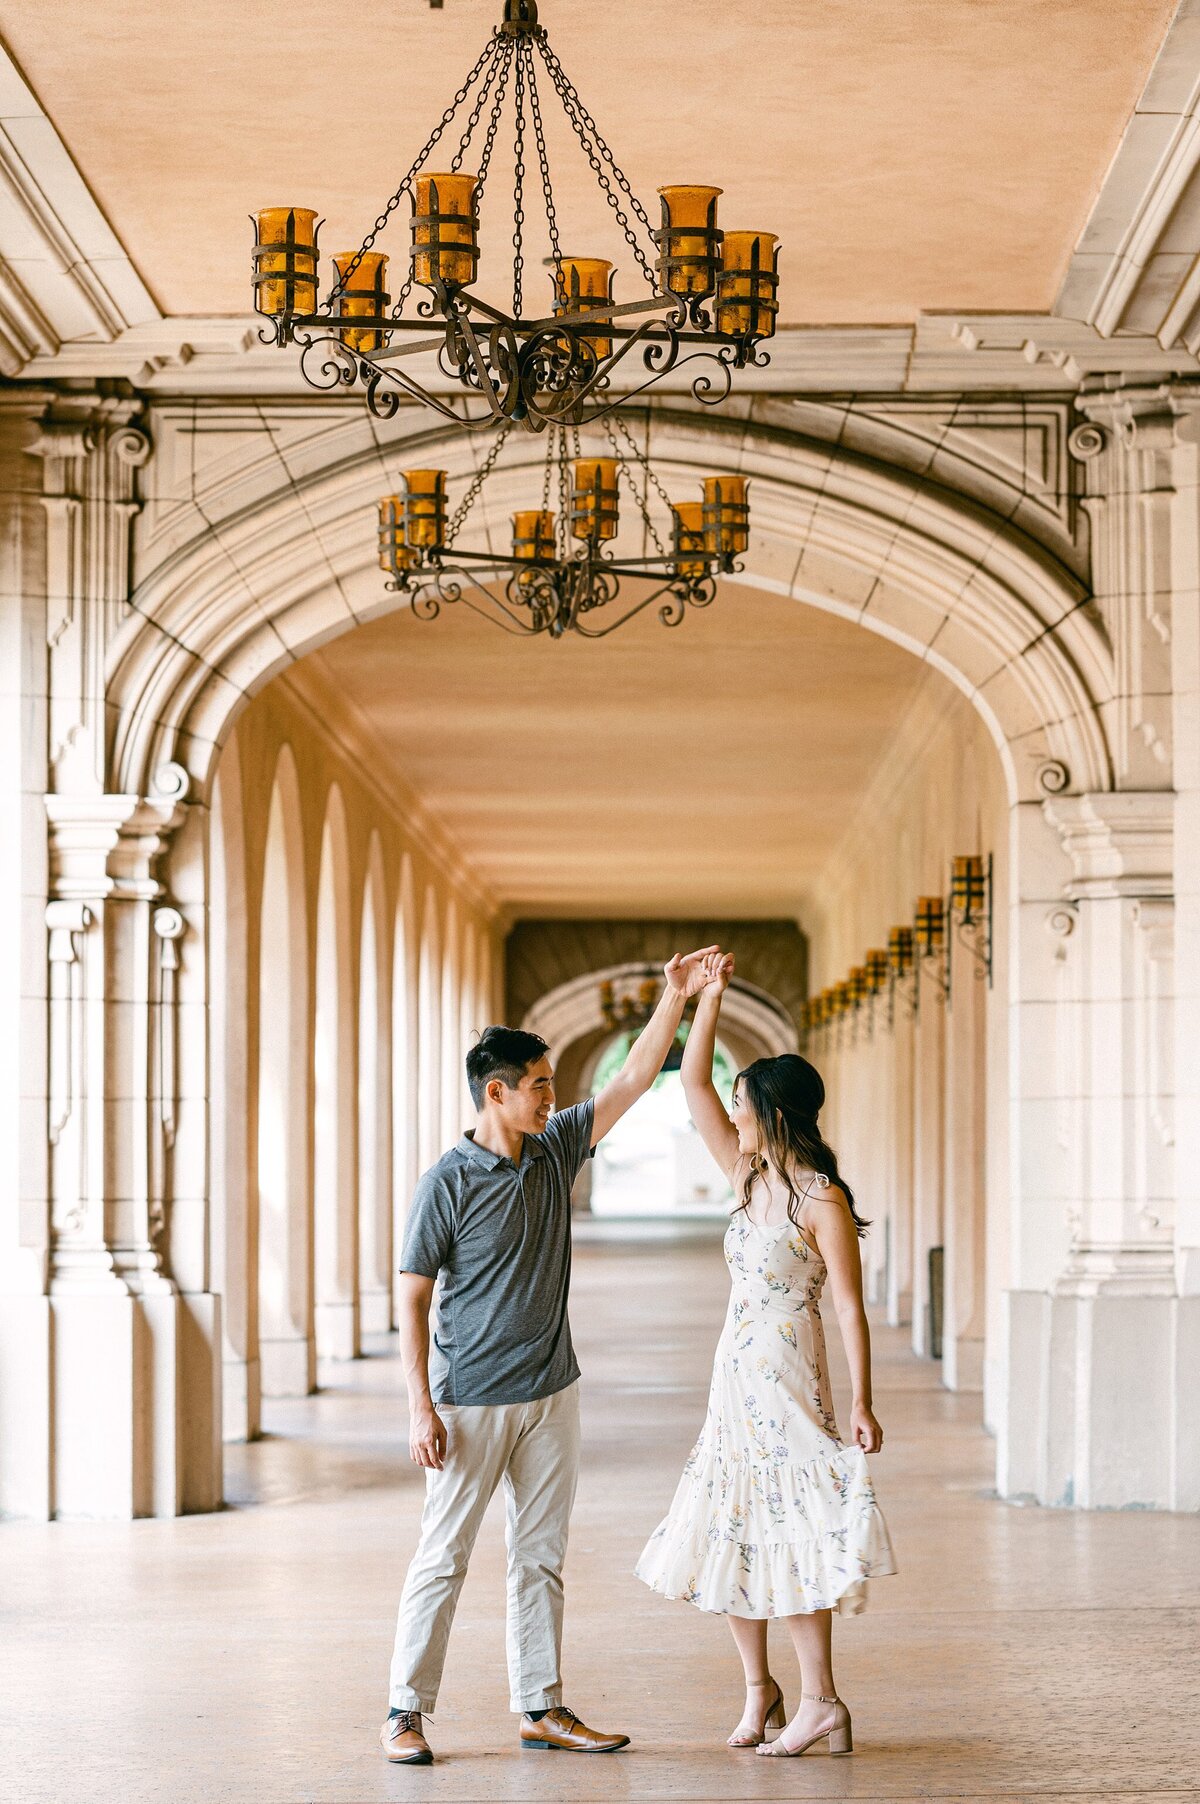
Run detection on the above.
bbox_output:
[1055,0,1200,356]
[0,47,158,375]
[12,311,1199,398]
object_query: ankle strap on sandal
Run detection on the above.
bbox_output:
[801,1692,838,1704]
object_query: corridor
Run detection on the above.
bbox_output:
[2,1226,1196,1804]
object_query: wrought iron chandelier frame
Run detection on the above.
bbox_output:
[377,414,749,639]
[251,0,779,433]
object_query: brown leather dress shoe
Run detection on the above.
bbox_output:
[520,1705,630,1753]
[379,1710,433,1764]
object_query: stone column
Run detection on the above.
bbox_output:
[0,393,55,1519]
[0,399,221,1517]
[884,988,916,1332]
[999,384,1200,1508]
[910,957,946,1358]
[942,925,988,1393]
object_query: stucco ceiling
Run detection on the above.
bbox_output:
[0,0,1174,325]
[302,580,937,917]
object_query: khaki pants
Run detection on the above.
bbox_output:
[389,1381,581,1715]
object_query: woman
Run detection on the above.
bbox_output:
[635,952,896,1757]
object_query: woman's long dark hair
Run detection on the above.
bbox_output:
[734,1053,870,1237]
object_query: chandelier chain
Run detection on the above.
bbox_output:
[556,427,570,559]
[604,417,664,556]
[540,429,555,515]
[475,38,515,191]
[611,411,674,514]
[534,36,658,291]
[528,45,564,282]
[451,40,505,174]
[511,44,528,317]
[444,421,515,548]
[328,35,499,311]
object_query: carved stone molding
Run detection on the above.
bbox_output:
[1043,792,1173,900]
[28,400,153,794]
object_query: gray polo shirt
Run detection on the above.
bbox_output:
[399,1098,595,1406]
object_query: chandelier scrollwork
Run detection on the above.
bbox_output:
[251,0,780,433]
[376,416,750,639]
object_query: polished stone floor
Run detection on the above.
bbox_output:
[2,1227,1199,1804]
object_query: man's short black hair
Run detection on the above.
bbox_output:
[465,1026,550,1109]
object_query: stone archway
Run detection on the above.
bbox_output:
[19,391,1190,1519]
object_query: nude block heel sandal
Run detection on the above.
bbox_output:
[757,1691,853,1759]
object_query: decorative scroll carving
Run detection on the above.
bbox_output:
[1037,760,1070,795]
[45,900,92,1234]
[27,401,151,791]
[1067,422,1105,461]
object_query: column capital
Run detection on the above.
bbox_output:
[1077,378,1200,449]
[45,778,190,903]
[1043,791,1173,901]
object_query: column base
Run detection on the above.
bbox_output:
[260,1333,315,1398]
[942,1332,984,1394]
[998,1287,1200,1509]
[0,1289,221,1518]
[222,1354,262,1443]
[0,1296,52,1518]
[315,1299,360,1362]
[359,1287,393,1336]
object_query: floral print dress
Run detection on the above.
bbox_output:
[635,1206,897,1618]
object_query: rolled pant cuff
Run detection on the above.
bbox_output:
[512,1688,562,1715]
[389,1690,435,1716]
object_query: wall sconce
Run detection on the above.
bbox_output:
[864,946,890,1033]
[914,895,949,1001]
[949,853,993,987]
[887,924,917,1025]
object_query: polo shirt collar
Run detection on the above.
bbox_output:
[458,1129,547,1170]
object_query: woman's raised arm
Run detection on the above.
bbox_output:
[681,953,741,1180]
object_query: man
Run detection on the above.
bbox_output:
[381,946,721,1765]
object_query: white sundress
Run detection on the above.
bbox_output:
[635,1204,897,1618]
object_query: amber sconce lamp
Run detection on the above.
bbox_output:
[552,258,615,361]
[656,185,723,300]
[914,895,949,1001]
[949,853,993,988]
[402,469,448,553]
[253,207,321,319]
[672,501,708,578]
[571,459,620,542]
[716,231,780,340]
[378,496,414,584]
[332,252,390,353]
[702,474,749,556]
[411,174,480,290]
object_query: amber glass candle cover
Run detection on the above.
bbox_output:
[702,473,749,553]
[333,252,389,353]
[716,230,779,338]
[254,207,320,316]
[553,257,614,359]
[402,469,447,549]
[412,174,479,289]
[658,185,722,295]
[512,510,555,559]
[672,500,707,575]
[572,458,619,542]
[377,496,412,574]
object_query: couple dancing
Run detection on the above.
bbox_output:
[381,944,896,1765]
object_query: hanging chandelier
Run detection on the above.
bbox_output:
[250,0,779,433]
[375,415,750,638]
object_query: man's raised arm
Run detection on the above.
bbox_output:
[590,946,721,1145]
